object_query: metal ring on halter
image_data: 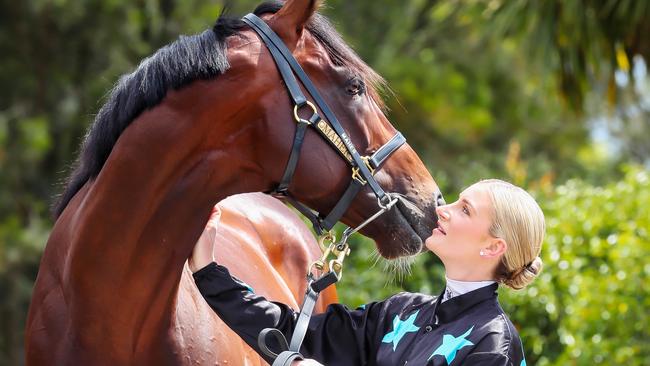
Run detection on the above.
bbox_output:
[318,231,336,248]
[308,232,337,275]
[293,101,318,124]
[339,227,354,246]
[338,195,399,245]
[378,195,398,210]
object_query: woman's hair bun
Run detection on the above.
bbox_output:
[503,256,543,290]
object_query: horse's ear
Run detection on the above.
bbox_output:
[270,0,322,47]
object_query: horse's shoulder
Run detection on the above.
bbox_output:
[218,193,318,254]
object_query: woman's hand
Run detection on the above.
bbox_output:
[292,359,323,366]
[188,207,222,273]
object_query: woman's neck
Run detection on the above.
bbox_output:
[444,267,496,282]
[442,257,499,282]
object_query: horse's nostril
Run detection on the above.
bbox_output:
[436,192,446,207]
[430,192,445,222]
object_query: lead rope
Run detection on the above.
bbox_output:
[258,196,398,365]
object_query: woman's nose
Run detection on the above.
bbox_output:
[436,205,450,221]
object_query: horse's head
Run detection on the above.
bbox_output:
[227,0,444,259]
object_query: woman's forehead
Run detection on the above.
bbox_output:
[459,185,492,214]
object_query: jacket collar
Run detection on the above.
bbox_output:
[433,283,499,324]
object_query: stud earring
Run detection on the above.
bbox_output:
[479,250,485,256]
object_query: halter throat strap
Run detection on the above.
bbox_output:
[242,13,405,234]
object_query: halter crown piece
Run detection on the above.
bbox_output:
[242,14,405,365]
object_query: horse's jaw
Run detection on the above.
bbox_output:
[359,193,438,260]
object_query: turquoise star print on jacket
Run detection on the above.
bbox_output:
[381,310,421,351]
[428,325,474,364]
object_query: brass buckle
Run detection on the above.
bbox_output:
[329,242,350,278]
[351,156,375,185]
[351,166,367,185]
[308,232,351,280]
[361,156,375,174]
[309,232,336,274]
[293,101,318,125]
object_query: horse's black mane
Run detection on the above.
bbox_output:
[53,1,386,218]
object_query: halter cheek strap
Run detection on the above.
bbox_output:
[242,14,407,364]
[242,14,406,235]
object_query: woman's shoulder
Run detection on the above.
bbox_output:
[468,301,524,361]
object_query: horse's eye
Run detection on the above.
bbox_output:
[345,78,365,96]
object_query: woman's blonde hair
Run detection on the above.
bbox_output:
[475,179,545,290]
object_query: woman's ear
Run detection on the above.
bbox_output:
[481,238,507,258]
[269,0,322,49]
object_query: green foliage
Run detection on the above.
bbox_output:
[0,212,50,366]
[482,0,650,111]
[324,0,592,189]
[502,166,650,365]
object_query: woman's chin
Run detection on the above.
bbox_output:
[424,236,438,252]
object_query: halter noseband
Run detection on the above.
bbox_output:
[242,14,406,236]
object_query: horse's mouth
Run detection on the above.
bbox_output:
[375,193,437,259]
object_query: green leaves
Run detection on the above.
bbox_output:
[19,117,51,162]
[501,166,650,365]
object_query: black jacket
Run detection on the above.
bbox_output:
[193,262,527,366]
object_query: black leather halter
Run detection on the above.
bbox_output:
[242,14,406,235]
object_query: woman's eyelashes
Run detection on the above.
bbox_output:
[463,205,470,216]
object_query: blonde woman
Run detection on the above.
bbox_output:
[190,179,544,365]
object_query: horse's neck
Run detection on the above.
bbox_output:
[54,84,271,350]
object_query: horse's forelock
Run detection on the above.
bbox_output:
[252,1,389,108]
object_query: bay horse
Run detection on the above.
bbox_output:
[25,0,443,364]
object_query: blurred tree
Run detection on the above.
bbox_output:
[323,0,593,191]
[482,0,650,165]
[586,55,650,165]
[482,0,650,111]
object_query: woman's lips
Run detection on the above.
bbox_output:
[434,225,446,235]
